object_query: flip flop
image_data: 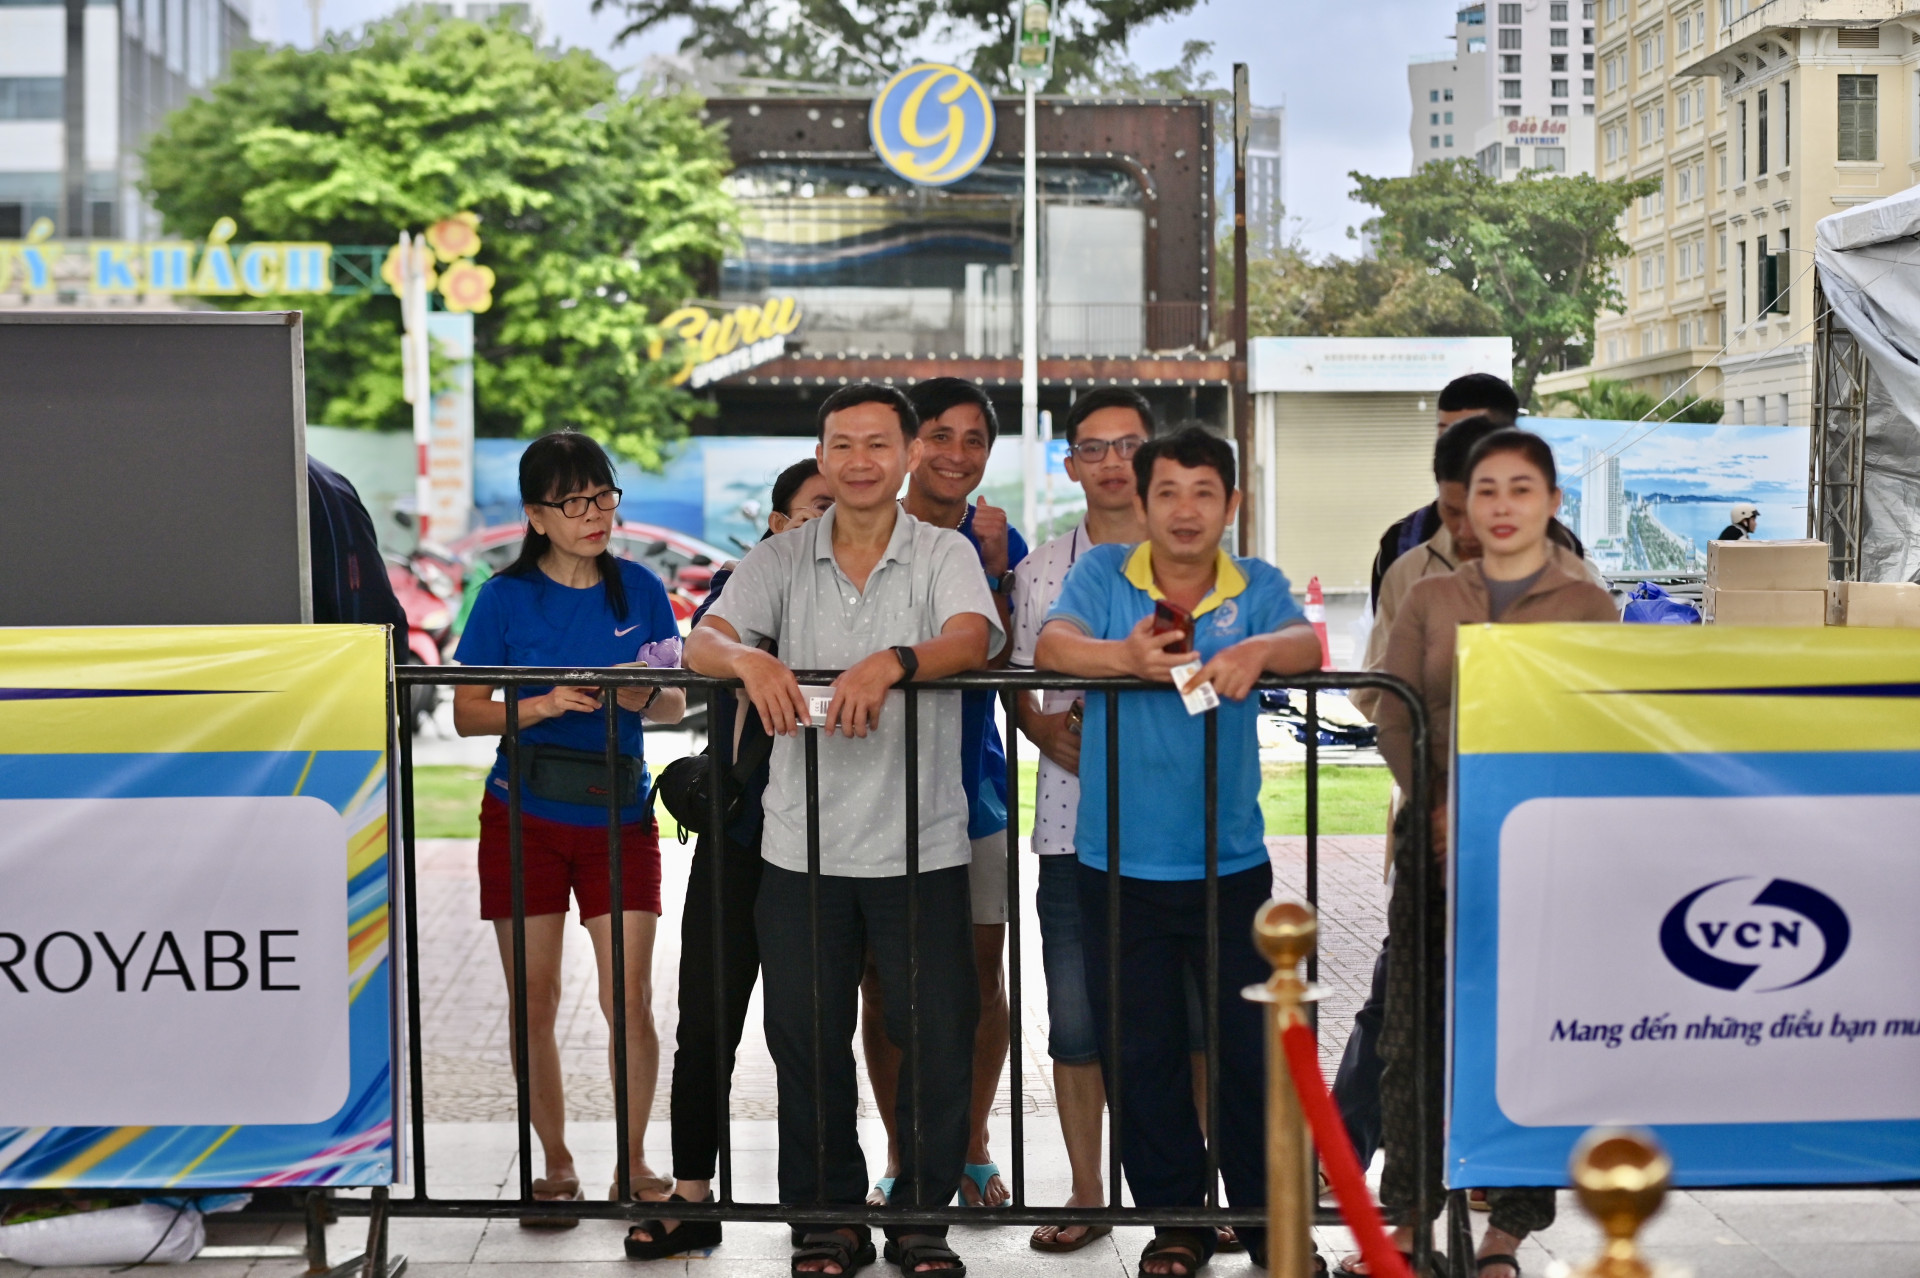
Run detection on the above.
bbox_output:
[866,1176,894,1206]
[518,1175,582,1229]
[956,1162,1007,1207]
[1029,1222,1113,1253]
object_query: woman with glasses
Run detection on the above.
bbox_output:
[453,432,686,1225]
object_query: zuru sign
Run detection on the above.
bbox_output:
[649,297,803,389]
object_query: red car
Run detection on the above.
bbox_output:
[447,520,730,625]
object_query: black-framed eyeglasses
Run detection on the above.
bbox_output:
[534,488,622,519]
[1071,436,1148,461]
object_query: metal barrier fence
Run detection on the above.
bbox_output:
[16,666,1424,1273]
[381,664,1439,1263]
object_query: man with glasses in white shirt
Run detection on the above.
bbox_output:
[1007,387,1153,1254]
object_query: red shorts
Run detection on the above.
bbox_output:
[477,794,662,921]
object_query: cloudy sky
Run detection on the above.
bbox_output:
[252,0,1445,259]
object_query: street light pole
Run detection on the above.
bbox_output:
[1233,63,1252,557]
[1014,1,1053,539]
[1022,78,1039,537]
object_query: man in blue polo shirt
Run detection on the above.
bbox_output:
[1036,425,1320,1276]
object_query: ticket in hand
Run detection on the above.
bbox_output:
[1170,660,1219,716]
[798,684,834,727]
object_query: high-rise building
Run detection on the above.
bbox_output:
[1247,104,1284,257]
[1563,0,1730,409]
[1409,6,1489,170]
[0,0,252,243]
[1412,3,1598,179]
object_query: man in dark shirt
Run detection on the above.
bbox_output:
[1367,373,1519,609]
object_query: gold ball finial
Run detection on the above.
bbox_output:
[1253,899,1317,972]
[1570,1127,1671,1278]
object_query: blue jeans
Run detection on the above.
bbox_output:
[1038,854,1207,1065]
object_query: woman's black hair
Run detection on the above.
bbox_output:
[770,457,822,518]
[1466,428,1559,491]
[506,431,629,620]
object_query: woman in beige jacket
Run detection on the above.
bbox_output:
[1354,430,1618,1278]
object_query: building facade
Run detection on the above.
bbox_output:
[1411,2,1598,178]
[1685,1,1920,427]
[0,0,251,242]
[1572,0,1732,409]
[1565,0,1920,424]
[693,96,1228,436]
[1247,103,1284,257]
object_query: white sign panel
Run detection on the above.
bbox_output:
[1249,337,1512,395]
[426,311,474,541]
[1496,794,1920,1127]
[0,796,351,1126]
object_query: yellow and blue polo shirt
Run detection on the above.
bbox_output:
[1045,541,1306,881]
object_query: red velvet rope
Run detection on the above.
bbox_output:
[1279,1019,1413,1278]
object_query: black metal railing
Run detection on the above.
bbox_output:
[383,667,1437,1250]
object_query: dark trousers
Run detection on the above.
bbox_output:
[1333,936,1389,1169]
[1078,861,1273,1257]
[756,862,978,1240]
[1378,812,1555,1239]
[669,827,764,1181]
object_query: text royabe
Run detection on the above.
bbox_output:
[0,929,305,994]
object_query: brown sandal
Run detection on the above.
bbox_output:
[609,1174,674,1202]
[519,1175,583,1229]
[1030,1222,1113,1254]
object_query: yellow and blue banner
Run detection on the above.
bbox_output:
[0,627,396,1187]
[1450,625,1920,1186]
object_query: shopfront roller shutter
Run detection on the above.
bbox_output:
[1267,392,1438,595]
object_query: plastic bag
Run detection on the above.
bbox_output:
[1622,581,1701,625]
[0,1195,244,1268]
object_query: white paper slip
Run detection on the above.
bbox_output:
[1171,660,1219,716]
[798,684,835,727]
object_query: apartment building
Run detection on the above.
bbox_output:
[1248,104,1284,257]
[1568,0,1730,407]
[0,0,251,242]
[1412,3,1600,178]
[1682,1,1920,427]
[1409,8,1487,170]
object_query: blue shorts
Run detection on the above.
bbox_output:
[1036,854,1204,1065]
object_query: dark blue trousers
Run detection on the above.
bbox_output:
[1078,861,1273,1256]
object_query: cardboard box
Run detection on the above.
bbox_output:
[1827,580,1920,628]
[1706,538,1831,591]
[1703,586,1828,627]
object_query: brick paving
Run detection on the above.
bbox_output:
[413,831,1390,1125]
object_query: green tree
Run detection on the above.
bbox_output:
[1547,376,1724,424]
[600,0,1203,94]
[1224,241,1500,339]
[1350,158,1658,407]
[142,15,733,464]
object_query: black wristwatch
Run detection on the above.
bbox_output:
[890,644,919,684]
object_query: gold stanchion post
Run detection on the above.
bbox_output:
[1245,899,1319,1278]
[1569,1127,1672,1278]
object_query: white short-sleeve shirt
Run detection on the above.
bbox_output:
[1007,522,1098,857]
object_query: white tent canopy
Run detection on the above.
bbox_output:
[1815,185,1920,582]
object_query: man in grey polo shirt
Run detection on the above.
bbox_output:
[685,383,998,1277]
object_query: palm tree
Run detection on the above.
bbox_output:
[1547,377,1723,423]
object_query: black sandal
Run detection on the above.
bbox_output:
[623,1193,721,1260]
[791,1228,875,1276]
[1138,1228,1213,1277]
[1475,1255,1521,1276]
[884,1233,966,1275]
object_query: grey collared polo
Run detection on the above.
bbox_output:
[704,505,1002,878]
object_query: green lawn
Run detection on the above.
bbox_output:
[411,760,1393,841]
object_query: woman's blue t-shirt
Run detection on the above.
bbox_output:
[453,558,679,826]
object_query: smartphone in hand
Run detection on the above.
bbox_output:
[1151,599,1196,654]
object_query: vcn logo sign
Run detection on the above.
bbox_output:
[1659,877,1850,992]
